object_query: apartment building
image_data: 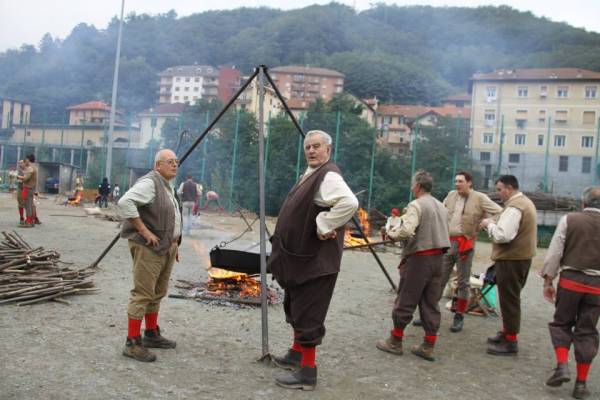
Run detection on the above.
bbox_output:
[470,68,600,195]
[67,101,125,126]
[158,65,219,104]
[269,66,344,103]
[0,98,30,131]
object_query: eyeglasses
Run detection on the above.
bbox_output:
[159,158,179,166]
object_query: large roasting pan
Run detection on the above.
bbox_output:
[209,247,270,274]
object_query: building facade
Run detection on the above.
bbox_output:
[158,65,219,104]
[269,66,344,104]
[0,98,31,133]
[138,103,185,146]
[470,68,600,194]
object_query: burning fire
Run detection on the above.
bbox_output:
[207,267,262,298]
[344,208,370,247]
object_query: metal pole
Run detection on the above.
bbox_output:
[79,125,84,169]
[333,111,341,162]
[496,114,505,177]
[228,109,241,211]
[543,117,552,192]
[200,112,209,183]
[60,126,64,163]
[594,117,600,186]
[257,66,269,360]
[295,113,305,181]
[105,0,126,184]
[367,126,377,210]
[451,117,461,186]
[409,124,419,202]
[264,111,272,177]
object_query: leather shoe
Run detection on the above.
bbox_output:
[546,363,570,387]
[487,331,505,344]
[122,336,156,362]
[572,380,590,399]
[272,349,301,370]
[450,313,464,333]
[143,326,176,349]
[376,336,403,356]
[487,339,518,356]
[275,366,317,390]
[411,342,435,361]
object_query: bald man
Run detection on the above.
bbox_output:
[118,149,182,362]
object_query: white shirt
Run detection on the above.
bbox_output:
[388,199,422,240]
[385,215,403,233]
[541,207,600,279]
[485,192,524,243]
[302,166,359,236]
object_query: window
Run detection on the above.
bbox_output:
[537,135,544,147]
[583,111,596,125]
[174,96,179,101]
[559,156,569,172]
[555,110,568,123]
[184,87,189,91]
[175,77,180,82]
[486,86,497,101]
[508,153,520,163]
[398,116,405,125]
[483,133,494,144]
[557,86,569,98]
[554,135,566,147]
[193,87,199,92]
[480,152,491,161]
[185,77,190,82]
[516,109,527,128]
[484,164,492,178]
[195,77,200,83]
[484,110,496,127]
[517,86,528,98]
[382,115,392,125]
[540,85,548,97]
[585,86,597,99]
[515,134,526,146]
[582,157,592,173]
[582,136,594,148]
[336,86,343,93]
[539,110,546,122]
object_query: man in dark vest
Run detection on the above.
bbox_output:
[542,186,600,399]
[269,130,358,390]
[118,149,182,362]
[177,174,198,236]
[480,175,537,356]
[376,170,450,361]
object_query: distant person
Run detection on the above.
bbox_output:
[381,208,402,240]
[17,154,38,227]
[75,173,84,193]
[204,190,223,211]
[15,160,25,224]
[177,175,198,236]
[112,184,120,203]
[98,177,111,208]
[541,187,600,400]
[193,182,203,215]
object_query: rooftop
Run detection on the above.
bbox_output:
[271,65,344,78]
[471,68,600,81]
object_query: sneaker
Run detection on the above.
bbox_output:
[376,336,403,356]
[123,336,156,362]
[275,366,317,391]
[143,326,176,349]
[411,342,435,361]
[272,349,302,370]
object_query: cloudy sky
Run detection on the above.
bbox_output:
[0,0,599,51]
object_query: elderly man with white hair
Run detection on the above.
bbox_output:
[268,130,358,390]
[118,149,182,362]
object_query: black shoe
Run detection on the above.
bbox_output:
[275,366,317,390]
[487,339,518,356]
[487,331,505,344]
[546,363,570,387]
[34,218,41,225]
[572,380,590,399]
[272,349,301,370]
[143,326,176,349]
[412,319,423,327]
[450,313,464,333]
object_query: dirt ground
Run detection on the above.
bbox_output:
[0,193,594,400]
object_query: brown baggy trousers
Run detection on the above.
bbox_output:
[283,273,338,347]
[392,254,444,336]
[440,240,475,301]
[127,240,178,320]
[495,259,531,334]
[549,270,600,364]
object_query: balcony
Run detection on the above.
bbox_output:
[484,120,495,127]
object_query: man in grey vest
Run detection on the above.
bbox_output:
[177,174,198,236]
[118,149,182,362]
[269,130,358,390]
[376,170,450,361]
[481,175,537,356]
[542,187,600,400]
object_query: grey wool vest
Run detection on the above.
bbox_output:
[403,194,450,256]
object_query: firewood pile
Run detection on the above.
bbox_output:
[0,231,98,306]
[487,191,579,211]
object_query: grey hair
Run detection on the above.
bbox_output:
[412,170,433,193]
[154,149,170,164]
[304,130,332,145]
[582,186,600,208]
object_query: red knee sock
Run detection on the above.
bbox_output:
[577,363,591,382]
[555,347,569,364]
[424,335,437,345]
[392,327,404,339]
[127,318,142,338]
[18,207,24,221]
[26,217,33,224]
[144,312,158,331]
[504,332,518,342]
[456,298,468,314]
[291,330,302,352]
[301,346,316,368]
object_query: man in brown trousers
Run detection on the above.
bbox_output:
[17,154,38,228]
[481,175,537,356]
[269,130,358,390]
[118,149,182,362]
[376,170,450,361]
[542,187,600,399]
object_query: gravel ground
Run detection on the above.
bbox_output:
[0,192,594,400]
